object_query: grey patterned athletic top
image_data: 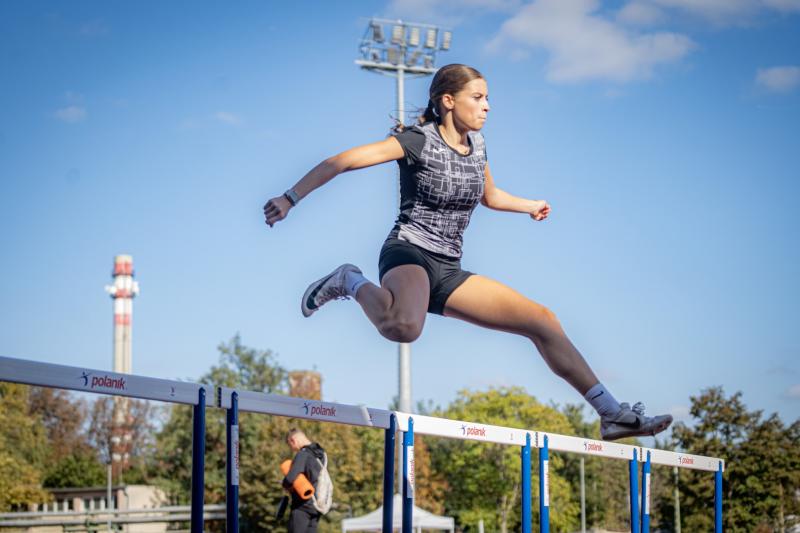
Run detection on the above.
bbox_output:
[389,121,487,258]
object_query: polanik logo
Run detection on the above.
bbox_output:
[79,371,126,391]
[461,424,487,438]
[302,402,337,418]
[583,441,603,453]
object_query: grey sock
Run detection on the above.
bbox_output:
[584,383,622,418]
[344,270,369,297]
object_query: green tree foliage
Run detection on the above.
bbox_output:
[0,383,51,510]
[43,451,107,488]
[428,387,579,533]
[665,387,800,532]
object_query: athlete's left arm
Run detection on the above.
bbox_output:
[480,164,551,221]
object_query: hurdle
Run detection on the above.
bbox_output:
[0,356,725,532]
[217,386,725,533]
[0,356,212,533]
[217,388,396,532]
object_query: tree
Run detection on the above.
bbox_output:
[29,387,92,462]
[43,451,107,488]
[668,387,800,532]
[0,382,51,511]
[428,387,580,533]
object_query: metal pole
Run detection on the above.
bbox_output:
[521,433,532,533]
[641,451,651,533]
[580,456,586,533]
[107,462,113,532]
[226,391,239,533]
[674,466,681,533]
[191,387,206,533]
[715,462,723,533]
[383,415,397,533]
[396,64,412,417]
[539,435,549,533]
[629,449,640,533]
[402,418,414,533]
[396,61,413,501]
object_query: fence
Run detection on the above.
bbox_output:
[1,356,725,533]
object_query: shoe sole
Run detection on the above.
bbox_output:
[300,264,360,318]
[601,415,673,442]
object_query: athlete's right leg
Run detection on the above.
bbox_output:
[354,265,430,344]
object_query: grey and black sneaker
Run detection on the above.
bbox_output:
[301,264,363,317]
[600,402,673,441]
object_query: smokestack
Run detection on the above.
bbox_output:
[104,255,139,479]
[105,255,139,375]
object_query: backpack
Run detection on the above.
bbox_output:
[311,453,333,514]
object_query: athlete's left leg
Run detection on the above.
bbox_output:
[443,274,672,440]
[443,274,598,394]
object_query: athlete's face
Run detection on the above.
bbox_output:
[447,78,490,131]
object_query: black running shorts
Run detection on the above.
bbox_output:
[378,238,474,315]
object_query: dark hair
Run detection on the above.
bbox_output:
[393,64,485,133]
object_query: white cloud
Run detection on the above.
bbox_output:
[214,111,243,125]
[488,0,693,83]
[756,65,800,92]
[786,384,800,399]
[618,2,666,25]
[55,106,87,123]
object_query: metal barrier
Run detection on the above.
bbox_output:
[0,356,725,533]
[216,387,725,533]
[0,356,211,533]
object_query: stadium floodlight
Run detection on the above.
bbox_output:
[356,18,451,76]
[371,22,384,43]
[441,30,452,51]
[408,26,420,47]
[391,24,404,45]
[425,28,437,49]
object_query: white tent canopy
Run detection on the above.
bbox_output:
[341,493,454,532]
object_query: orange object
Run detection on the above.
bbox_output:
[281,459,315,500]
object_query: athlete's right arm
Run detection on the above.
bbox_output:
[264,137,405,227]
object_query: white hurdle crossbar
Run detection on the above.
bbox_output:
[0,356,212,533]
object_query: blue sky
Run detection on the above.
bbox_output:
[1,1,798,433]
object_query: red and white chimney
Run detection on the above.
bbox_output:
[105,255,139,375]
[104,255,139,477]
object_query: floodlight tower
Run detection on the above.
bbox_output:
[355,18,452,416]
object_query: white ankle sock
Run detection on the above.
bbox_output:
[584,383,621,418]
[344,270,369,297]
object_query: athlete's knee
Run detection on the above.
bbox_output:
[525,304,563,341]
[378,316,423,343]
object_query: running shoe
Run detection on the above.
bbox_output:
[600,402,673,441]
[301,264,362,317]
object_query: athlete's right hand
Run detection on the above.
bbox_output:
[263,195,292,227]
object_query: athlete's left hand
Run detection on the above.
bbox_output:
[530,200,551,221]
